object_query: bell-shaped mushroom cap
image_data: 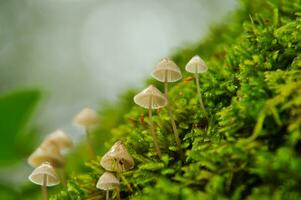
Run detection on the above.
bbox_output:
[29,162,60,186]
[133,85,167,109]
[28,143,65,168]
[100,141,134,172]
[151,58,182,82]
[185,55,208,73]
[73,107,99,127]
[96,172,120,191]
[42,129,73,151]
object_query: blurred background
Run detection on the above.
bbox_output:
[0,0,236,198]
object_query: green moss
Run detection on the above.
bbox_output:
[53,0,301,199]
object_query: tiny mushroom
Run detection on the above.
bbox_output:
[101,141,134,192]
[29,162,60,200]
[73,107,99,156]
[73,107,99,128]
[151,58,182,84]
[28,143,65,168]
[96,172,120,200]
[100,140,134,172]
[42,129,73,152]
[133,85,167,157]
[185,55,208,119]
[151,58,182,153]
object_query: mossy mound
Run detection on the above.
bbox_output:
[53,0,301,199]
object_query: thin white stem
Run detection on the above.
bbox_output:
[42,174,48,200]
[85,127,96,157]
[148,96,162,157]
[106,190,109,200]
[194,72,208,120]
[164,72,183,156]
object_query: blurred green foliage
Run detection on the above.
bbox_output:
[0,89,41,200]
[53,0,301,199]
[0,89,40,165]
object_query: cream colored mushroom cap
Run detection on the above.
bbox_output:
[28,144,65,168]
[185,55,208,73]
[28,162,60,186]
[151,58,182,82]
[73,107,99,127]
[100,141,134,172]
[43,129,73,150]
[133,85,167,109]
[96,172,120,191]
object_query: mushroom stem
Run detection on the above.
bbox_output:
[85,128,96,158]
[106,190,109,200]
[148,96,162,157]
[194,72,208,120]
[164,75,182,155]
[42,174,48,200]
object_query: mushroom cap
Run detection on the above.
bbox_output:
[42,129,73,151]
[133,85,167,109]
[73,107,99,128]
[185,55,208,73]
[28,143,65,168]
[100,141,134,172]
[151,58,182,82]
[28,162,60,186]
[96,172,120,191]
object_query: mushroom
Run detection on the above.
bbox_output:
[73,107,99,127]
[133,85,167,157]
[151,58,183,153]
[100,141,134,192]
[185,55,208,119]
[42,129,73,152]
[151,58,182,83]
[73,107,99,157]
[100,141,134,172]
[29,162,60,200]
[28,143,65,168]
[96,172,120,200]
[40,130,72,187]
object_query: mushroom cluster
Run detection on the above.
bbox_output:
[133,55,208,158]
[26,54,209,199]
[28,129,73,199]
[97,140,134,200]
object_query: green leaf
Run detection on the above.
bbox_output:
[0,89,40,165]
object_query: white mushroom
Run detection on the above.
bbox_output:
[151,58,182,83]
[28,143,65,168]
[42,129,73,152]
[185,55,208,119]
[73,107,99,157]
[100,141,134,172]
[29,162,60,200]
[151,58,183,153]
[134,85,167,157]
[96,172,120,200]
[73,107,99,128]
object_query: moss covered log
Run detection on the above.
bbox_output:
[53,0,301,199]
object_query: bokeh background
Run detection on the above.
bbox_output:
[0,0,237,198]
